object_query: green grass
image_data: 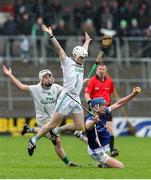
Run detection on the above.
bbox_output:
[0,135,151,179]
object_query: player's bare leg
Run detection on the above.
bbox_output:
[105,157,124,168]
[52,123,88,144]
[53,136,81,167]
[52,112,85,135]
[72,112,85,131]
[28,113,64,156]
[23,124,80,166]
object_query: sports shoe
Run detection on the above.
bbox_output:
[111,148,119,157]
[98,163,110,168]
[21,124,30,135]
[67,162,81,167]
[28,138,36,156]
[74,131,82,138]
[98,163,107,168]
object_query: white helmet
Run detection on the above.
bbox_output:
[72,46,88,58]
[39,69,53,81]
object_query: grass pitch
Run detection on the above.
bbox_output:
[0,135,151,179]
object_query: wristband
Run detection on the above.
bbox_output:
[49,35,54,39]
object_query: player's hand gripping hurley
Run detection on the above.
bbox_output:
[84,35,112,83]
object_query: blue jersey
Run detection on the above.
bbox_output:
[85,110,111,150]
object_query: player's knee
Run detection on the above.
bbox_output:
[49,113,64,129]
[48,118,60,129]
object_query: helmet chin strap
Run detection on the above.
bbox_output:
[74,54,84,65]
[72,57,82,65]
[92,104,100,113]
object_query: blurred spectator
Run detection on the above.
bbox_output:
[62,7,71,24]
[118,19,130,37]
[44,0,62,26]
[73,2,83,32]
[121,0,136,23]
[94,1,110,35]
[82,18,96,36]
[129,18,142,57]
[111,0,120,31]
[47,0,62,22]
[20,35,29,63]
[82,18,96,56]
[31,16,47,58]
[137,1,150,30]
[53,19,69,49]
[14,0,27,18]
[48,0,62,14]
[2,14,17,56]
[1,2,14,13]
[130,18,142,36]
[31,16,46,37]
[2,14,17,36]
[17,12,32,35]
[118,19,130,54]
[33,0,47,17]
[142,26,151,57]
[101,6,113,29]
[82,0,94,21]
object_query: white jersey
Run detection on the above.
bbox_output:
[61,56,84,95]
[28,83,62,122]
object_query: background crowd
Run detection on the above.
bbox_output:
[0,0,151,38]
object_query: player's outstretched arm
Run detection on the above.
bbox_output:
[110,87,141,111]
[82,32,92,51]
[41,24,66,61]
[2,65,29,91]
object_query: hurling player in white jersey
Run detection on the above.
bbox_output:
[27,24,91,156]
[2,65,80,166]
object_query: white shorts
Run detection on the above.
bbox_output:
[55,92,83,115]
[37,119,49,128]
[88,145,110,164]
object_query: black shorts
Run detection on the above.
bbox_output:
[106,112,112,122]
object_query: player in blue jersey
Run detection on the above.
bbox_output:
[84,86,141,168]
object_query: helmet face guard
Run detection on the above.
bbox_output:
[39,69,53,81]
[90,98,107,112]
[72,46,88,58]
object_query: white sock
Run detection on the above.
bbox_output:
[31,136,38,145]
[52,127,62,135]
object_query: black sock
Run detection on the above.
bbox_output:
[110,135,114,152]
